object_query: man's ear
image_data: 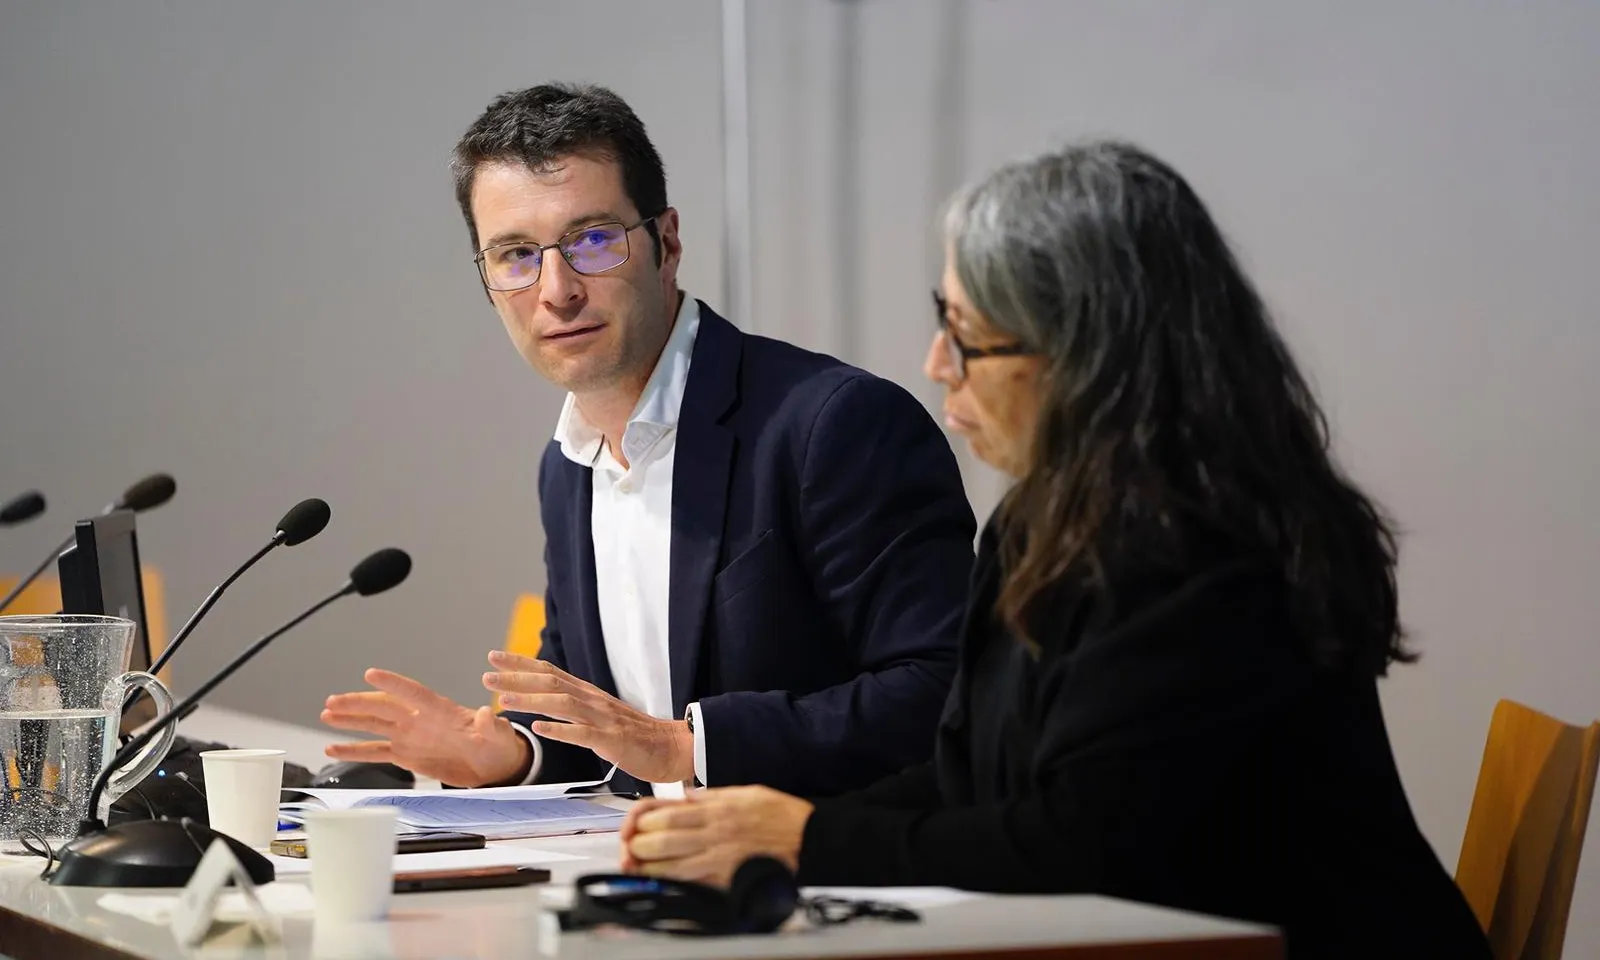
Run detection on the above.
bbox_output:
[654,208,683,279]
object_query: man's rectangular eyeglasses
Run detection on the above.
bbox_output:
[475,214,659,292]
[933,290,1032,380]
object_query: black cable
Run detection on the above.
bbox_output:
[17,828,57,878]
[2,786,71,876]
[128,782,158,820]
[174,770,206,802]
[175,818,209,859]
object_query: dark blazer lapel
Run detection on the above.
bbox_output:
[667,303,741,716]
[566,460,619,698]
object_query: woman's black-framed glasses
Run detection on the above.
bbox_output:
[932,289,1032,380]
[475,214,660,292]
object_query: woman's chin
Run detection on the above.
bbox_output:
[966,440,1025,478]
[964,438,997,469]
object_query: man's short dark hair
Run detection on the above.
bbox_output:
[451,83,667,257]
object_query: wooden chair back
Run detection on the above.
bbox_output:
[1456,698,1600,959]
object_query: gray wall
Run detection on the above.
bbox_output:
[3,0,1598,949]
[0,0,727,721]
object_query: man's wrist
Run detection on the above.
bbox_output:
[670,715,697,785]
[683,704,705,787]
[490,719,539,786]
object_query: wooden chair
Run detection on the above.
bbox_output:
[1456,699,1600,959]
[0,570,171,685]
[494,593,545,710]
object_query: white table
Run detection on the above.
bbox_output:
[0,710,1283,960]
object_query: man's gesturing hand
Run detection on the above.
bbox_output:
[322,668,532,787]
[483,650,694,785]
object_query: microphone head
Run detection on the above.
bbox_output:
[349,548,411,597]
[117,474,176,513]
[276,498,331,546]
[0,491,46,526]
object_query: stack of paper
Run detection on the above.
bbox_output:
[269,844,584,877]
[278,768,626,839]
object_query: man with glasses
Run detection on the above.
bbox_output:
[321,83,976,798]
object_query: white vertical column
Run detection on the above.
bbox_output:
[720,0,755,333]
[830,0,864,362]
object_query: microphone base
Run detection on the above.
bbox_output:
[47,819,275,887]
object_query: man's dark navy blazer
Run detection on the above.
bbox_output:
[502,301,976,798]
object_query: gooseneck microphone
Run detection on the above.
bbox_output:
[0,473,176,613]
[0,491,46,526]
[107,474,177,515]
[50,547,413,888]
[146,497,331,679]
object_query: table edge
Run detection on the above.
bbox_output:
[0,899,148,960]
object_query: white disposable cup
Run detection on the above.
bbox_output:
[198,748,286,849]
[304,807,400,922]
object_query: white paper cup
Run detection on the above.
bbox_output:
[304,807,400,922]
[199,748,286,849]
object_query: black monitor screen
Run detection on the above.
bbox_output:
[57,509,155,734]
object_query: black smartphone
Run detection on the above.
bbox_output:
[396,831,487,854]
[393,865,551,893]
[270,831,486,859]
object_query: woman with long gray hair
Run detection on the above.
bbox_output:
[620,141,1492,957]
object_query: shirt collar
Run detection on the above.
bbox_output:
[553,293,701,468]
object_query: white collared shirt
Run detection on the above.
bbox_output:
[515,293,707,790]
